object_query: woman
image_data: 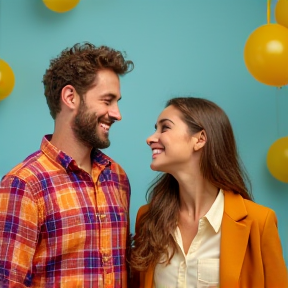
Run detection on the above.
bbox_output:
[130,97,287,288]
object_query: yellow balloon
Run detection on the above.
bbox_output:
[0,59,15,101]
[244,24,288,87]
[43,0,80,13]
[275,0,288,29]
[267,137,288,183]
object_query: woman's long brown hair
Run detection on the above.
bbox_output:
[130,97,252,271]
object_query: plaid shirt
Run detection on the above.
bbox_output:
[0,135,131,288]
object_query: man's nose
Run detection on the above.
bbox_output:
[109,104,122,121]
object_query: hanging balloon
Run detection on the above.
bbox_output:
[267,137,288,183]
[43,0,80,13]
[275,0,288,29]
[0,59,15,101]
[244,23,288,87]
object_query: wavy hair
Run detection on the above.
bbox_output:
[130,97,252,271]
[42,42,134,119]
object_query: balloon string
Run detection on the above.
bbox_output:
[275,88,280,138]
[267,0,271,24]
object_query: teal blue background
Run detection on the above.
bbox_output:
[0,0,287,266]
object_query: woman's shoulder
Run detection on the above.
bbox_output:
[244,198,277,225]
[243,198,274,215]
[136,204,150,219]
[135,204,150,231]
[224,191,276,224]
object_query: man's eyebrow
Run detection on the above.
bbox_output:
[154,118,174,129]
[102,93,122,101]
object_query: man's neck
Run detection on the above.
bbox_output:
[50,131,93,174]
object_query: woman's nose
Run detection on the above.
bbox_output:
[146,132,158,146]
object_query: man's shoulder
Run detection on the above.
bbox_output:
[2,149,46,183]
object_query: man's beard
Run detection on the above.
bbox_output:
[72,101,110,149]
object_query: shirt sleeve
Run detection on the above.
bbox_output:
[261,209,288,288]
[0,175,39,286]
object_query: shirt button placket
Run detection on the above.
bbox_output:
[177,261,187,288]
[99,212,113,288]
[102,253,113,288]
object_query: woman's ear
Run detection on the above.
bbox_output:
[194,130,207,151]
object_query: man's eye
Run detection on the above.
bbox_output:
[103,99,111,105]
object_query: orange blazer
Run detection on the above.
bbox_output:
[134,191,288,288]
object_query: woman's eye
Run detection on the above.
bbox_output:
[161,125,170,132]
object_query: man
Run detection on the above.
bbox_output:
[0,42,134,287]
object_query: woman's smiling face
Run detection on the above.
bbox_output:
[146,105,203,174]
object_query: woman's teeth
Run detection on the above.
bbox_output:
[152,149,163,155]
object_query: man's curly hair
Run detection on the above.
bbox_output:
[42,42,134,119]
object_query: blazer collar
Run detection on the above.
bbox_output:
[220,191,251,288]
[223,190,248,221]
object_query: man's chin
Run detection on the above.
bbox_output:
[93,139,110,150]
[79,137,110,150]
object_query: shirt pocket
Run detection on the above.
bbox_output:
[197,258,219,288]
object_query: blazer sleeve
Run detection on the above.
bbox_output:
[261,209,288,287]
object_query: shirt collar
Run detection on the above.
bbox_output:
[203,189,224,233]
[91,149,111,167]
[41,135,111,171]
[41,135,73,170]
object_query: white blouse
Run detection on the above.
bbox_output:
[154,190,224,288]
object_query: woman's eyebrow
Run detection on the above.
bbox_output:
[155,118,175,129]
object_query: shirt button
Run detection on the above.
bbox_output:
[105,279,111,284]
[100,214,106,220]
[102,253,111,262]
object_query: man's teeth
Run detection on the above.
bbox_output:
[152,149,163,155]
[100,123,110,131]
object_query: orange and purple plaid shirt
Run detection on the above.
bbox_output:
[0,135,131,288]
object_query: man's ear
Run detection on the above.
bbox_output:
[194,130,207,151]
[61,85,78,109]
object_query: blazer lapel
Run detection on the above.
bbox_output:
[142,265,154,288]
[220,192,251,288]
